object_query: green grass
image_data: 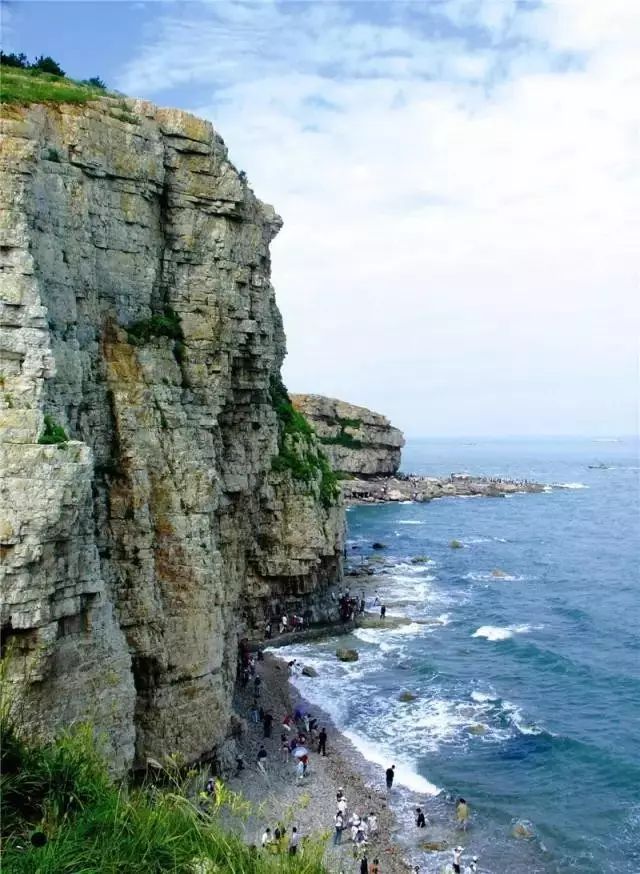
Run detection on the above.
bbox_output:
[0,65,109,105]
[0,706,328,874]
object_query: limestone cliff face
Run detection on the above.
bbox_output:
[0,98,344,772]
[291,394,404,477]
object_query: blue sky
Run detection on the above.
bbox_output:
[3,1,639,437]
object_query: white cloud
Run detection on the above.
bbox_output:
[120,1,639,436]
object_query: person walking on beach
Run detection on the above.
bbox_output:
[254,674,262,696]
[289,827,299,855]
[415,806,426,828]
[456,797,470,831]
[334,810,345,845]
[371,858,380,874]
[263,710,273,738]
[380,604,386,621]
[257,745,268,775]
[452,846,463,874]
[318,726,327,756]
[465,856,478,874]
[360,855,368,874]
[385,764,395,790]
[367,812,378,834]
[261,828,272,848]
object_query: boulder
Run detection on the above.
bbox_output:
[371,541,387,550]
[301,665,318,677]
[491,568,507,577]
[336,648,359,662]
[512,820,535,840]
[398,690,417,702]
[449,539,463,549]
[420,840,448,852]
[467,723,487,735]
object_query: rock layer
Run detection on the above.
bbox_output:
[0,98,343,772]
[291,394,404,477]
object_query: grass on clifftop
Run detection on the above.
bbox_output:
[0,65,108,105]
[0,694,327,874]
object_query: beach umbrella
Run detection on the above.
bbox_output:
[292,747,309,758]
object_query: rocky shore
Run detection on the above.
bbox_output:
[342,472,546,504]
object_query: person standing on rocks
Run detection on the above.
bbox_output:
[380,605,386,621]
[370,858,380,874]
[415,806,426,828]
[263,710,273,738]
[257,745,268,775]
[334,810,344,845]
[289,826,299,855]
[254,674,262,696]
[385,764,395,790]
[452,846,463,874]
[367,812,378,834]
[360,854,368,874]
[318,726,327,756]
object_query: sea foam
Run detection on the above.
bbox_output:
[342,729,440,795]
[472,624,540,641]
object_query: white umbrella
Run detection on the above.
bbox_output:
[293,747,309,758]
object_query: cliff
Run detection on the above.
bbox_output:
[0,97,344,773]
[291,394,405,477]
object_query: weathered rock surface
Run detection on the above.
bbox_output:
[335,648,359,662]
[0,98,343,773]
[290,394,404,477]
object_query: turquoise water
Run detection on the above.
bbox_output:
[281,437,640,874]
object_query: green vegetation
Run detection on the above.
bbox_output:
[38,415,68,445]
[0,695,327,874]
[0,64,109,105]
[270,377,339,509]
[319,415,366,450]
[127,308,184,344]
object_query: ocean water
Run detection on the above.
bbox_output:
[280,437,640,874]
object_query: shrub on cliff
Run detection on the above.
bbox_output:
[0,63,109,105]
[270,376,339,508]
[38,414,68,445]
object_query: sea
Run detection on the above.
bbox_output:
[278,437,640,874]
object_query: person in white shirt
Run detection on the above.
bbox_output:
[452,846,463,874]
[289,826,300,855]
[261,828,272,848]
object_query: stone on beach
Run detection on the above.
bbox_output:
[301,665,318,677]
[336,648,359,662]
[398,690,417,702]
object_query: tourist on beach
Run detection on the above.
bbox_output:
[254,674,262,696]
[415,806,426,828]
[264,620,272,639]
[261,828,272,848]
[296,758,305,779]
[334,810,345,845]
[338,796,348,816]
[465,857,478,874]
[282,712,294,731]
[385,764,395,789]
[337,787,345,802]
[371,858,380,874]
[257,745,268,774]
[249,704,259,723]
[367,812,378,834]
[373,593,381,606]
[280,733,290,763]
[318,726,327,756]
[452,846,463,874]
[456,797,469,830]
[380,605,386,620]
[263,710,273,738]
[280,615,288,634]
[360,855,368,874]
[289,827,299,855]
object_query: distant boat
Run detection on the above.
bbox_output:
[587,462,609,469]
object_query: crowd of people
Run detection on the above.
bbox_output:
[237,613,481,873]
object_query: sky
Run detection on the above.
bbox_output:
[3,0,639,437]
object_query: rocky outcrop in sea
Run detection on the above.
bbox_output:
[0,98,344,773]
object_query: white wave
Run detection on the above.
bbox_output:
[470,690,498,703]
[472,624,541,641]
[464,570,527,583]
[396,520,423,525]
[554,482,590,489]
[342,729,440,795]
